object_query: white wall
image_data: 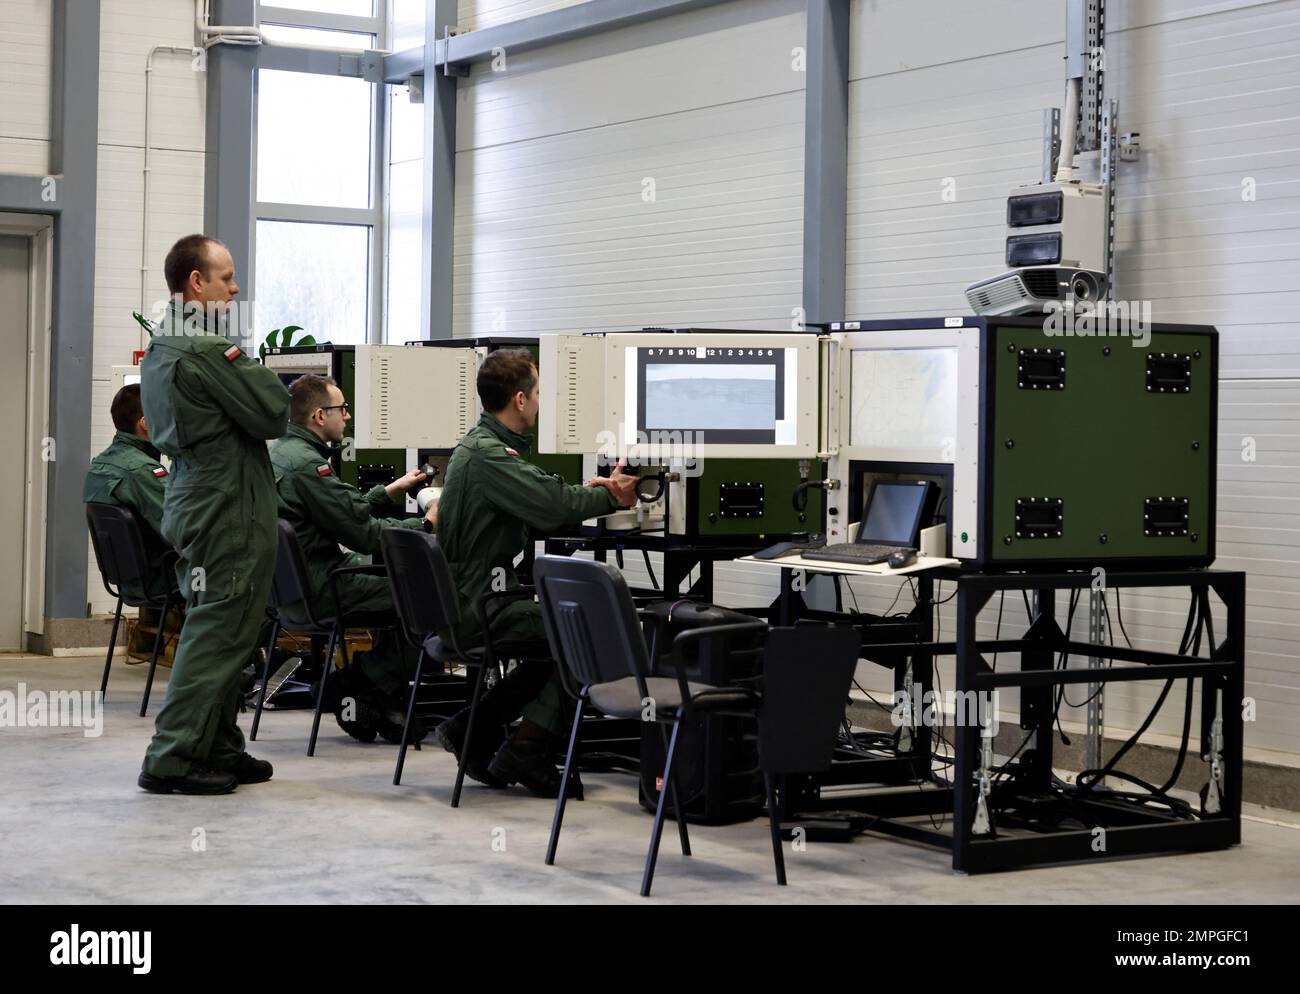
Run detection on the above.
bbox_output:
[451,0,807,337]
[87,0,207,614]
[842,0,1300,759]
[456,0,588,32]
[0,0,52,175]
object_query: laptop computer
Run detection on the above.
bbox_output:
[802,479,937,566]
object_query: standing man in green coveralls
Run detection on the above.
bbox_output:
[137,234,290,796]
[271,373,437,743]
[434,348,638,797]
[83,384,175,602]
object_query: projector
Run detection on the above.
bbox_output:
[966,181,1108,316]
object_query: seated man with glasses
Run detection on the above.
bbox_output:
[270,374,437,743]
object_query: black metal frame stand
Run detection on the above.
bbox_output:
[770,566,937,825]
[834,567,1244,873]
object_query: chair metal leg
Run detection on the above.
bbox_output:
[100,598,123,699]
[451,661,489,808]
[308,627,338,757]
[641,712,684,898]
[250,617,280,741]
[139,594,172,717]
[546,692,586,866]
[659,723,691,857]
[411,646,423,751]
[393,648,427,786]
[765,771,787,886]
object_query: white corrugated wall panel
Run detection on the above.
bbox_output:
[456,0,588,33]
[845,0,1300,757]
[0,0,52,174]
[86,0,206,616]
[452,0,806,337]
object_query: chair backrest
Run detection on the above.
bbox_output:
[379,528,462,644]
[533,555,652,689]
[758,625,860,776]
[85,503,152,600]
[270,519,315,614]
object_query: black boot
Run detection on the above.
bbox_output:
[217,752,274,784]
[488,722,584,800]
[138,765,239,795]
[324,668,379,743]
[434,708,507,787]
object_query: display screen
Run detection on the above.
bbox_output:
[860,481,930,546]
[850,346,957,452]
[631,345,797,446]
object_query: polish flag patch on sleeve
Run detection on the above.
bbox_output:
[504,447,520,457]
[152,467,167,478]
[317,464,333,476]
[223,344,242,361]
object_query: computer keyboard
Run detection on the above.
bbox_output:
[801,544,913,565]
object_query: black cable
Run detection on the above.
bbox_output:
[881,578,913,619]
[1113,586,1133,648]
[934,581,941,643]
[635,474,665,503]
[1052,587,1082,742]
[1063,585,1112,710]
[852,677,895,715]
[845,576,861,615]
[792,480,820,514]
[992,727,1037,777]
[1155,589,1212,795]
[1074,593,1193,792]
[992,589,1005,672]
[926,645,951,828]
[641,549,659,591]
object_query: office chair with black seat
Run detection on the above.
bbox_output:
[534,554,798,897]
[379,527,551,806]
[86,503,180,717]
[252,519,398,756]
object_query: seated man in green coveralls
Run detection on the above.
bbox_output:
[270,374,438,743]
[84,383,176,602]
[434,348,638,797]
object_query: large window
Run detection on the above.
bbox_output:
[264,0,375,16]
[257,70,373,210]
[253,2,384,346]
[255,220,372,343]
[384,74,424,343]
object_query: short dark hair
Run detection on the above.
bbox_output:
[164,234,222,295]
[288,374,338,425]
[477,349,537,413]
[110,384,144,432]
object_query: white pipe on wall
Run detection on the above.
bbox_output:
[1055,76,1081,183]
[140,45,194,344]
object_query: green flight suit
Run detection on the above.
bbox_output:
[83,430,175,602]
[269,422,424,694]
[438,412,617,734]
[139,303,290,777]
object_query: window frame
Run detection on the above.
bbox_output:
[252,1,388,345]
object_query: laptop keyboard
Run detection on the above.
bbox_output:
[801,544,912,565]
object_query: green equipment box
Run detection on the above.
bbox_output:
[683,458,823,541]
[980,317,1216,568]
[827,316,1217,569]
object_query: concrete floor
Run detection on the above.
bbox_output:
[3,652,1299,904]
